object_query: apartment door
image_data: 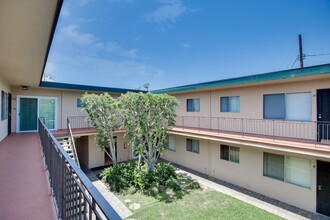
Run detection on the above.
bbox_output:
[7,93,12,135]
[317,160,330,216]
[317,89,330,141]
[19,97,38,131]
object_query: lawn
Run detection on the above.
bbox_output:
[119,187,283,220]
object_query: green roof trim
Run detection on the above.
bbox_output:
[152,64,330,94]
[40,81,143,93]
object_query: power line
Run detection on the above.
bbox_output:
[304,52,330,57]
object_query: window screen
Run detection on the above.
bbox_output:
[285,93,311,121]
[168,135,176,151]
[221,96,240,112]
[187,99,200,112]
[263,152,284,181]
[187,138,199,153]
[263,94,285,119]
[285,156,311,188]
[1,91,8,121]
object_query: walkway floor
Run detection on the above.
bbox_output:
[171,162,330,220]
[0,133,56,220]
[85,169,132,219]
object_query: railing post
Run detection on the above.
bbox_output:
[272,120,275,141]
[218,117,220,134]
[182,116,184,130]
[198,116,200,132]
[241,118,244,137]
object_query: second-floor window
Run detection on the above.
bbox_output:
[263,92,311,121]
[168,135,176,151]
[187,98,200,112]
[220,96,240,112]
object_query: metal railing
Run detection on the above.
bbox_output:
[67,116,93,129]
[38,119,121,220]
[175,116,330,144]
[67,118,80,168]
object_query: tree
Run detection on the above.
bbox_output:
[119,92,178,172]
[81,93,120,167]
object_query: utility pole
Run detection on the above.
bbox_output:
[298,34,304,68]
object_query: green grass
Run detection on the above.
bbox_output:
[119,187,283,220]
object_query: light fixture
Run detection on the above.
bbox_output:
[21,85,29,90]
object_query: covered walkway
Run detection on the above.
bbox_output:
[0,133,56,220]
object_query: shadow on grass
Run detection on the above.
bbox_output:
[145,173,201,204]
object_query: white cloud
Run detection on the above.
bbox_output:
[77,0,95,6]
[44,62,56,74]
[58,24,140,58]
[145,0,195,23]
[181,43,191,48]
[133,35,144,42]
[61,4,71,17]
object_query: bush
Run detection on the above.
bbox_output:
[100,161,200,194]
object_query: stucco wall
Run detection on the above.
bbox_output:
[86,133,130,169]
[161,133,326,212]
[0,78,11,141]
[174,78,330,122]
[11,86,61,132]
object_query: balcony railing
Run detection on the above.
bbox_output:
[38,118,121,220]
[67,115,330,144]
[175,116,330,144]
[67,116,93,129]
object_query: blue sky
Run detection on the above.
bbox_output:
[45,0,330,90]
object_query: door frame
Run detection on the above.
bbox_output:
[7,93,12,135]
[17,95,58,132]
[316,160,330,216]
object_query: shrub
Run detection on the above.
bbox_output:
[100,161,200,194]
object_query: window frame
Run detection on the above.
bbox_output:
[220,144,239,163]
[186,138,200,154]
[168,135,176,152]
[263,92,311,121]
[220,96,240,113]
[186,98,200,112]
[1,91,8,121]
[263,152,311,188]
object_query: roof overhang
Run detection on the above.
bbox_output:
[153,64,330,94]
[0,0,63,87]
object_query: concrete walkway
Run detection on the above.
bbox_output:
[86,170,132,219]
[0,133,57,220]
[172,163,330,220]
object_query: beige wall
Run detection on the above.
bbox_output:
[10,86,122,132]
[82,133,130,169]
[11,86,61,132]
[0,78,11,141]
[161,133,328,212]
[174,78,330,122]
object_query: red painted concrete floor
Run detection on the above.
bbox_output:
[0,133,56,220]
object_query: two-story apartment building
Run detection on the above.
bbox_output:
[153,65,330,216]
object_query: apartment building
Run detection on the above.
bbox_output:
[153,64,330,216]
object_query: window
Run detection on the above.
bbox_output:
[263,92,311,121]
[263,152,311,188]
[220,145,239,163]
[1,91,8,121]
[187,99,200,112]
[186,138,199,153]
[220,96,240,112]
[77,98,86,108]
[168,135,176,151]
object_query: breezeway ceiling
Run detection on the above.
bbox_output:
[0,0,62,87]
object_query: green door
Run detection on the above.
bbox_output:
[20,98,38,131]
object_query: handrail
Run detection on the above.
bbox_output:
[175,115,330,144]
[38,118,121,220]
[67,118,80,168]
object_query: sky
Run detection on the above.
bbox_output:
[45,0,330,90]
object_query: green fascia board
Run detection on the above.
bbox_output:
[40,81,143,93]
[152,64,330,94]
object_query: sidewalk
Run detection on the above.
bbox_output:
[172,162,329,220]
